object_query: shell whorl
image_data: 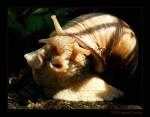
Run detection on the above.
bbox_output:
[50,13,138,76]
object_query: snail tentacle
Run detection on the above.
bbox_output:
[51,15,66,35]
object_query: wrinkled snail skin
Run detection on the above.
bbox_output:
[24,13,138,101]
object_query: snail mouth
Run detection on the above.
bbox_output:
[49,61,69,73]
[52,62,62,68]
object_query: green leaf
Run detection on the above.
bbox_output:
[25,15,44,35]
[54,8,70,16]
[31,8,49,15]
[14,22,26,37]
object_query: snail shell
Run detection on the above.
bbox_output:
[24,13,138,101]
[40,13,138,76]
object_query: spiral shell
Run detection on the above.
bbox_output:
[40,13,138,76]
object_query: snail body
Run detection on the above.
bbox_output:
[24,13,138,101]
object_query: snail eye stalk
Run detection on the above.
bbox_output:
[51,15,66,35]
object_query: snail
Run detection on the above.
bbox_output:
[24,13,138,101]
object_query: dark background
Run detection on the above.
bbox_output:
[7,7,143,105]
